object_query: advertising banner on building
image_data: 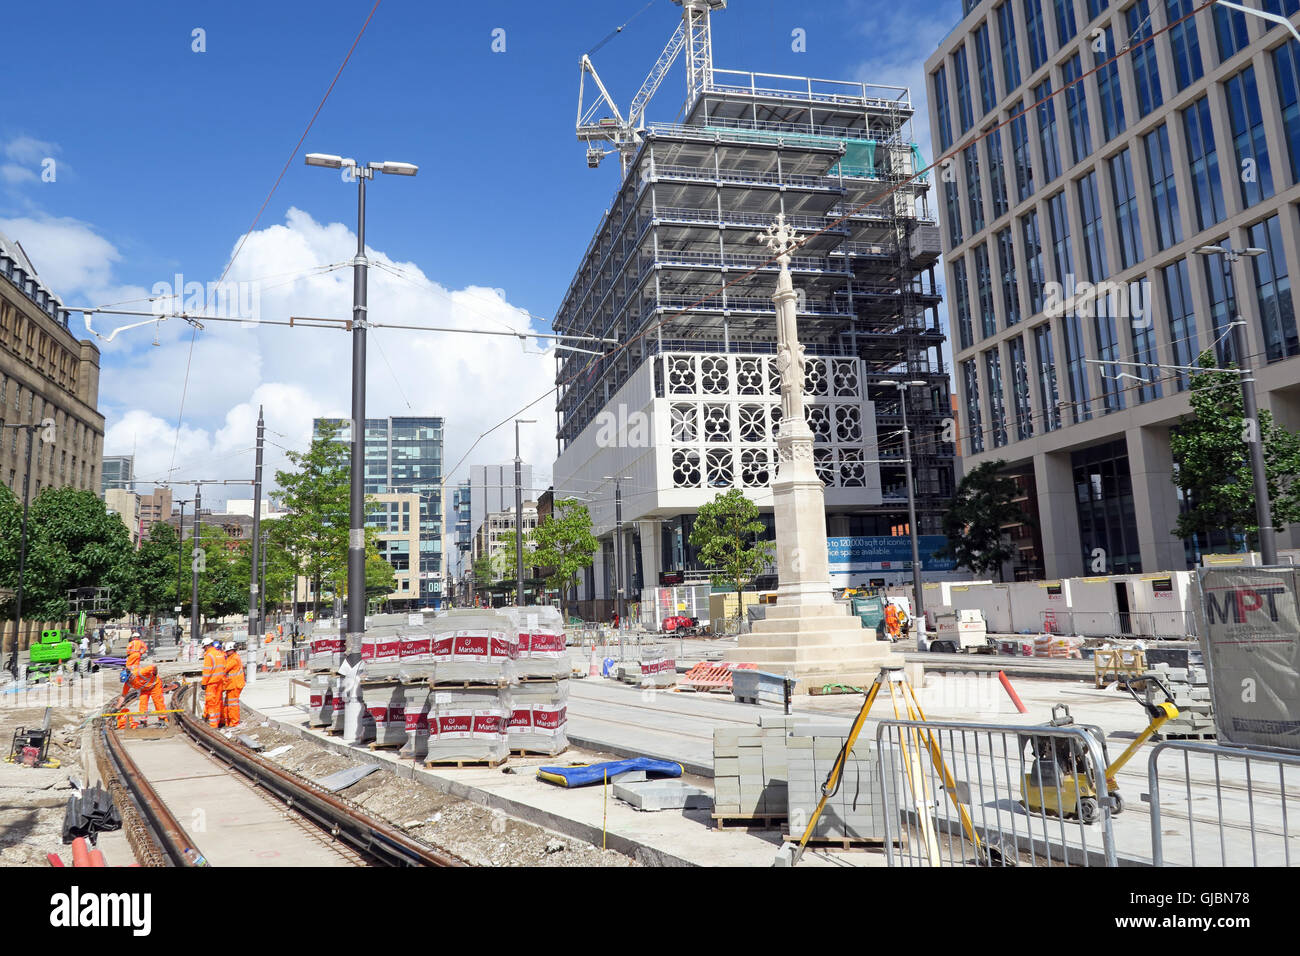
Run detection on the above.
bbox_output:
[827,535,955,583]
[1197,567,1300,751]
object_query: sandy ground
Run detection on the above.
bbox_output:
[234,709,635,867]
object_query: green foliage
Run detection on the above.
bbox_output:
[472,554,496,589]
[127,521,182,617]
[365,551,397,604]
[273,421,350,607]
[531,498,598,618]
[20,487,134,621]
[1171,351,1300,547]
[688,489,773,603]
[935,459,1029,582]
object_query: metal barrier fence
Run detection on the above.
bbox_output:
[1043,609,1197,639]
[875,718,1117,867]
[1148,740,1300,866]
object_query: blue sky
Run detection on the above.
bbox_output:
[0,0,960,498]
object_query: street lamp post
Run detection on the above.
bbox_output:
[514,419,535,607]
[304,153,418,658]
[3,422,40,677]
[1193,245,1278,565]
[879,380,929,643]
[190,485,202,644]
[602,475,633,629]
[173,498,193,640]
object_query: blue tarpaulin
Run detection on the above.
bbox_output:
[537,758,683,788]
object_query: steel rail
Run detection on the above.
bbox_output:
[172,684,464,867]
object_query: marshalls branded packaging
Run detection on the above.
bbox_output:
[506,680,569,755]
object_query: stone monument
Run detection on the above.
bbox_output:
[723,214,901,689]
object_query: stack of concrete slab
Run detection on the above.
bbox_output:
[1145,661,1216,738]
[731,669,786,705]
[506,680,568,755]
[397,686,500,761]
[428,611,519,685]
[307,674,338,727]
[786,720,895,843]
[307,627,343,672]
[712,716,792,822]
[504,605,569,679]
[639,648,677,689]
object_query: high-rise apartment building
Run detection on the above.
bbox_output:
[101,455,134,494]
[553,3,952,607]
[927,0,1300,578]
[313,416,446,607]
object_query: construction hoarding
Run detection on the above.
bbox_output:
[1197,567,1300,751]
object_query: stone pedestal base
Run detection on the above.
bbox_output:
[723,601,903,692]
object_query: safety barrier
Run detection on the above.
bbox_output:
[1148,740,1300,866]
[1094,648,1146,687]
[875,718,1117,867]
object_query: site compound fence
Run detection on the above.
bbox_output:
[874,717,1117,867]
[1039,609,1199,640]
[1148,740,1300,867]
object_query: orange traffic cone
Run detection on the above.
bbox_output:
[588,648,600,677]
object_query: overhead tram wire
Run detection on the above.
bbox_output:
[587,0,657,56]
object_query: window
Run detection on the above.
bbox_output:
[1072,439,1142,573]
[953,256,974,351]
[985,349,1009,447]
[962,360,985,454]
[1093,26,1126,141]
[1127,0,1163,117]
[1022,211,1047,314]
[1162,258,1199,390]
[1110,149,1144,270]
[1225,66,1274,207]
[1144,124,1183,250]
[1165,0,1203,91]
[1010,107,1035,200]
[997,227,1021,325]
[1054,0,1079,45]
[1077,170,1108,281]
[1061,311,1092,422]
[975,22,997,114]
[1275,40,1300,186]
[1008,336,1035,440]
[1047,190,1074,283]
[945,179,964,248]
[1063,54,1092,165]
[1025,0,1050,70]
[1202,247,1239,366]
[954,45,975,133]
[1183,96,1225,231]
[1213,1,1249,62]
[1249,214,1299,361]
[986,127,1010,219]
[1262,0,1300,15]
[933,66,953,152]
[997,2,1023,90]
[964,144,985,232]
[975,242,997,338]
[1093,295,1125,413]
[1035,80,1062,183]
[1087,0,1110,17]
[1034,323,1062,430]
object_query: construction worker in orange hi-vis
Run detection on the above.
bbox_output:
[131,663,165,728]
[125,633,148,669]
[201,638,224,728]
[222,641,246,728]
[883,602,900,642]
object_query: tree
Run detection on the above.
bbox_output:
[472,554,497,592]
[127,522,183,618]
[935,459,1029,581]
[365,551,397,608]
[532,498,599,621]
[19,487,134,622]
[1171,351,1300,549]
[689,489,774,630]
[496,530,535,603]
[273,421,350,615]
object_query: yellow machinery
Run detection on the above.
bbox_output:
[1020,689,1177,824]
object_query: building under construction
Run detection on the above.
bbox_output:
[552,0,954,610]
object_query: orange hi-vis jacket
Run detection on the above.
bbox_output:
[125,638,147,668]
[127,663,159,691]
[222,649,245,691]
[201,645,224,686]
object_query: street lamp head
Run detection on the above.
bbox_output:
[1243,247,1267,257]
[1193,245,1227,256]
[372,161,419,177]
[906,380,927,387]
[304,153,352,169]
[878,379,899,387]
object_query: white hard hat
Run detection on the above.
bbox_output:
[224,641,235,651]
[202,637,213,646]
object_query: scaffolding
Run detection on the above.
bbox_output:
[556,3,954,534]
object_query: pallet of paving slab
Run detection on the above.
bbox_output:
[516,676,568,684]
[711,812,788,831]
[427,679,513,689]
[509,746,569,757]
[781,833,889,851]
[367,740,406,751]
[423,756,508,769]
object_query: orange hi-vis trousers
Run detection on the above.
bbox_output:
[223,687,242,727]
[204,684,223,727]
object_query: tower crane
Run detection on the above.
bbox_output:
[576,0,726,174]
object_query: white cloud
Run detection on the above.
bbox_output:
[4,136,58,165]
[93,207,558,504]
[0,165,38,186]
[0,214,147,308]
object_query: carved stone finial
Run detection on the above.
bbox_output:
[760,213,800,262]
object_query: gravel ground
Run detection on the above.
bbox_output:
[234,710,635,867]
